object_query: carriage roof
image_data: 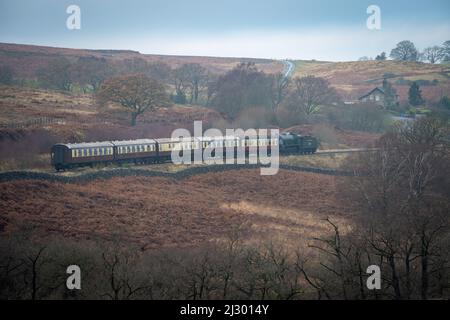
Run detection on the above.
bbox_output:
[111,139,156,146]
[56,142,115,149]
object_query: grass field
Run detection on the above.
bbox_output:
[0,169,353,251]
[292,59,450,102]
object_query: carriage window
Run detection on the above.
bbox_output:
[72,150,76,158]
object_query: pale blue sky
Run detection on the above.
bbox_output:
[0,0,449,60]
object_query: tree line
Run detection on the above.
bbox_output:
[360,40,450,64]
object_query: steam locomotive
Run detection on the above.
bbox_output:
[51,132,318,170]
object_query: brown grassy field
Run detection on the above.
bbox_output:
[0,169,353,251]
[0,85,224,170]
[293,60,450,102]
[0,42,282,78]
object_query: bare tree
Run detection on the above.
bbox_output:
[178,63,208,104]
[269,72,290,112]
[0,65,14,85]
[96,74,170,126]
[390,40,419,61]
[442,40,450,62]
[100,249,149,300]
[73,56,115,91]
[285,76,339,116]
[421,46,445,64]
[339,118,450,299]
[36,57,74,91]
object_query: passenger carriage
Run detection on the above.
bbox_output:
[112,139,157,164]
[51,142,114,170]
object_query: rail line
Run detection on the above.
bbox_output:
[0,148,377,183]
[315,148,379,155]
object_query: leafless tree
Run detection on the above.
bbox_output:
[421,46,445,64]
[284,76,339,116]
[96,74,170,126]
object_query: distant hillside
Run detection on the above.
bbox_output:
[2,42,449,103]
[293,60,450,102]
[0,42,282,78]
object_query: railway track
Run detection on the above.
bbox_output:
[0,147,378,183]
[315,148,379,155]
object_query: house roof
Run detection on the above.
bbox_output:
[358,87,385,100]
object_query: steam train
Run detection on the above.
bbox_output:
[51,132,318,170]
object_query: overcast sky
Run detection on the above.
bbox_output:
[0,0,449,61]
